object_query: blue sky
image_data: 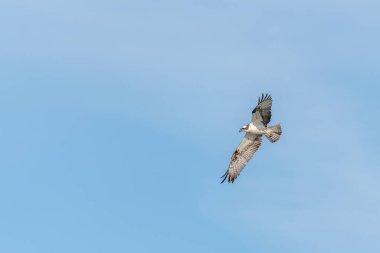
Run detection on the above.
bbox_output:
[0,0,379,252]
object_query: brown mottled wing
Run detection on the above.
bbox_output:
[252,93,272,127]
[221,135,262,183]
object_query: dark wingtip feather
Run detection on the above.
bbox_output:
[258,93,272,104]
[220,171,228,184]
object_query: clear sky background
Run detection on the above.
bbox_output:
[1,0,379,252]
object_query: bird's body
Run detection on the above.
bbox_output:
[221,93,282,183]
[245,123,265,135]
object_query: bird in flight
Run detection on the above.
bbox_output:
[221,93,282,183]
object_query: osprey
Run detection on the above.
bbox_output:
[221,93,282,183]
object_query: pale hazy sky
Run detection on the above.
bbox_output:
[0,1,379,252]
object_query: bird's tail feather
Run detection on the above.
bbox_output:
[265,124,282,143]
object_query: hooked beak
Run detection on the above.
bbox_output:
[239,125,248,132]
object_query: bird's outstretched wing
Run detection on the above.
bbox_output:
[221,135,262,183]
[252,93,272,127]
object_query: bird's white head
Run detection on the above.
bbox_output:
[239,125,249,133]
